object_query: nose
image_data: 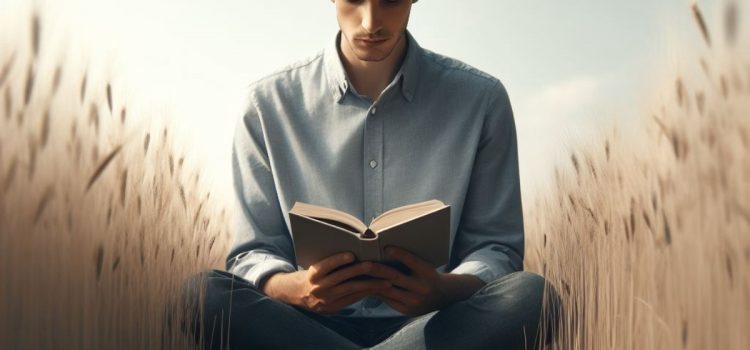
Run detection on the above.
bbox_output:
[361,1,383,35]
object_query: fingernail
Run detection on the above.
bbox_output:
[344,253,354,261]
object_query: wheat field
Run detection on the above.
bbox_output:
[0,10,230,349]
[0,2,748,350]
[525,2,750,349]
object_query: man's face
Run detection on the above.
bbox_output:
[332,0,414,62]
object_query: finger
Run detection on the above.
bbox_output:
[321,290,372,314]
[367,263,429,294]
[309,252,355,282]
[362,262,403,280]
[376,286,421,306]
[321,261,408,288]
[327,279,391,300]
[384,246,434,276]
[319,261,378,287]
[374,293,410,315]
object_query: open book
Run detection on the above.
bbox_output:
[289,199,450,270]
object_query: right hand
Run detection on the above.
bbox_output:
[261,252,395,314]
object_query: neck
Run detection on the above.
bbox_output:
[339,31,408,102]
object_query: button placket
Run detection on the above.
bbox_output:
[363,104,384,225]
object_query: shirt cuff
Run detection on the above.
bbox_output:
[449,260,497,284]
[230,255,297,289]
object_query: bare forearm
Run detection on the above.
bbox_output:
[262,271,303,306]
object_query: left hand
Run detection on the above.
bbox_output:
[371,246,454,316]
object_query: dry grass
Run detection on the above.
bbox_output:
[526,2,750,349]
[0,11,230,350]
[0,2,748,350]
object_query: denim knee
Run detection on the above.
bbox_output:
[179,270,231,311]
[478,271,562,344]
[175,270,266,348]
[172,270,214,344]
[189,269,262,318]
[479,271,545,304]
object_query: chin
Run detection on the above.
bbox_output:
[355,53,389,62]
[352,46,392,62]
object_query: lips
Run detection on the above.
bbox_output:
[358,38,388,46]
[358,36,388,41]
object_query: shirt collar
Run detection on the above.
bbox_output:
[324,29,421,103]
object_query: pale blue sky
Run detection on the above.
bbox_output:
[0,0,738,201]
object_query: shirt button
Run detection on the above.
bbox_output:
[371,107,377,115]
[369,160,378,169]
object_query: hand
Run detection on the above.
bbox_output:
[373,246,486,317]
[262,252,394,315]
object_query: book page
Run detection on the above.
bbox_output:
[369,199,445,232]
[290,202,367,234]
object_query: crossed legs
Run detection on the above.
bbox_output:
[180,270,560,349]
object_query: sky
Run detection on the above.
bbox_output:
[0,0,739,203]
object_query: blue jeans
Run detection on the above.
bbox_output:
[181,269,560,349]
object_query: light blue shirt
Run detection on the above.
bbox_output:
[227,30,524,318]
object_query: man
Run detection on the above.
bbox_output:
[185,0,559,348]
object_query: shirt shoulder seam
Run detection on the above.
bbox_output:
[421,49,500,87]
[247,50,325,89]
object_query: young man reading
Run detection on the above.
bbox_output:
[185,0,559,348]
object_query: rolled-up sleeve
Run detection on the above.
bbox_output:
[226,90,297,288]
[449,81,525,283]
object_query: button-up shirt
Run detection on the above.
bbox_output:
[227,30,524,318]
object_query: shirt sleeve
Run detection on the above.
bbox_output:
[449,80,525,283]
[225,90,297,289]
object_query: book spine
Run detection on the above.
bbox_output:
[358,239,381,261]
